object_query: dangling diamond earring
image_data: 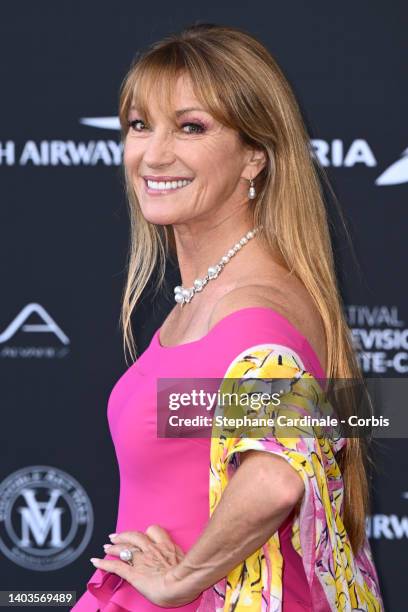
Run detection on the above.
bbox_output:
[248,178,256,199]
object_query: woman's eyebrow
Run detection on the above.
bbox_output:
[175,107,207,116]
[128,105,208,116]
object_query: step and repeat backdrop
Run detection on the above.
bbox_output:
[0,2,406,610]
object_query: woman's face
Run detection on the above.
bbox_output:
[124,73,263,227]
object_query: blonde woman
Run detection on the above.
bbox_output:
[72,23,384,612]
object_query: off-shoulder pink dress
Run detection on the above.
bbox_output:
[71,306,326,611]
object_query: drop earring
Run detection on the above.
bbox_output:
[248,178,256,200]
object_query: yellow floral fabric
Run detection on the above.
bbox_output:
[197,344,384,612]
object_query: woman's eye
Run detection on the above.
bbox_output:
[127,119,205,134]
[128,119,146,131]
[181,122,205,134]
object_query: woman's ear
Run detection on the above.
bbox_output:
[244,147,268,179]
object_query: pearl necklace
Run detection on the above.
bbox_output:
[174,226,262,307]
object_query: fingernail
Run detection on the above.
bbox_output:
[103,543,111,549]
[90,558,100,565]
[108,533,118,539]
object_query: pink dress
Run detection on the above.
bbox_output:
[71,306,325,611]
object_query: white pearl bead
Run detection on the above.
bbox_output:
[173,227,260,305]
[120,549,133,562]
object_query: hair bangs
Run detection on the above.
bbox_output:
[119,42,235,136]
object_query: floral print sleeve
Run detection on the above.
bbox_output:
[197,344,384,612]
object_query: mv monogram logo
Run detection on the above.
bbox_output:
[18,488,64,548]
[0,466,93,570]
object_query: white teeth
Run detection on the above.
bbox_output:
[146,178,193,190]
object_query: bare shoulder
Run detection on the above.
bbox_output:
[207,282,327,373]
[207,283,300,333]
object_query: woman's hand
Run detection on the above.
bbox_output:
[90,524,201,607]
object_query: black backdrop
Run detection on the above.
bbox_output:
[0,2,406,610]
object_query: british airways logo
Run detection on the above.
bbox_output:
[375,147,408,186]
[79,117,120,130]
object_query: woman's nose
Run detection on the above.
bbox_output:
[143,129,176,166]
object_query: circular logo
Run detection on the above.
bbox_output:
[0,465,94,571]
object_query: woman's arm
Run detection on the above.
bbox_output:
[163,448,304,606]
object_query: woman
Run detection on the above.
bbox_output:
[72,23,384,611]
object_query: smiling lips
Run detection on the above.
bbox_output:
[144,177,194,194]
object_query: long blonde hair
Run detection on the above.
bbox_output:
[117,22,371,555]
